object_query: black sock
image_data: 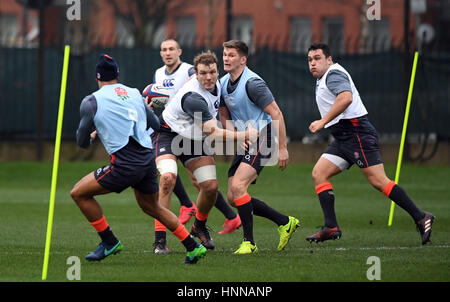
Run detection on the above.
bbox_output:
[173,175,193,207]
[251,197,288,226]
[181,235,198,252]
[194,217,206,229]
[237,202,254,244]
[98,227,118,246]
[318,189,339,228]
[215,191,237,220]
[155,230,166,243]
[389,184,424,222]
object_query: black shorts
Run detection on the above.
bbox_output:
[152,126,213,166]
[323,116,383,170]
[228,125,274,183]
[94,157,159,194]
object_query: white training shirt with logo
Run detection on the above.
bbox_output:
[315,63,368,128]
[163,76,221,141]
[154,62,193,100]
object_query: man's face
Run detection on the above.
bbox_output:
[223,47,246,73]
[160,40,181,67]
[308,49,333,78]
[196,63,218,91]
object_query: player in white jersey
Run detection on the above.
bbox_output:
[150,40,241,254]
[153,51,258,250]
[306,43,434,245]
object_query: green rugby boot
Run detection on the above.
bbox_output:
[277,216,301,251]
[182,244,207,264]
[233,241,258,254]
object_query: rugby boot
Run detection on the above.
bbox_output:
[218,215,242,235]
[179,204,197,225]
[277,216,301,251]
[416,212,435,245]
[85,240,123,261]
[153,238,171,254]
[182,244,207,264]
[233,241,258,254]
[306,226,342,243]
[191,224,215,250]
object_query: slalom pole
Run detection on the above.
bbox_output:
[42,45,70,280]
[388,51,419,226]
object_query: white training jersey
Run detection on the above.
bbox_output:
[163,76,221,141]
[315,63,368,128]
[154,62,193,100]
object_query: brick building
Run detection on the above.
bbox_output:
[0,0,448,52]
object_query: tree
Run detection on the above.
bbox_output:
[106,0,195,47]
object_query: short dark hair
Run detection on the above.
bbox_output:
[223,40,249,57]
[308,43,331,58]
[193,50,218,71]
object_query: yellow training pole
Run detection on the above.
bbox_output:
[388,51,419,226]
[42,45,70,280]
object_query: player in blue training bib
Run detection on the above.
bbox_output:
[71,54,206,264]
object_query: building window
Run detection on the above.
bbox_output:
[0,15,19,47]
[290,17,312,53]
[322,17,344,54]
[231,17,253,49]
[175,16,196,47]
[367,18,391,52]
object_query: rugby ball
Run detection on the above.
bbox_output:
[142,84,170,108]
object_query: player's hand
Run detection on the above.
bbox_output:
[145,96,155,111]
[245,123,259,144]
[278,147,289,170]
[90,130,97,141]
[309,120,325,134]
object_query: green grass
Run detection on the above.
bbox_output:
[0,161,449,282]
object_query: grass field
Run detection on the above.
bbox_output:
[0,161,449,283]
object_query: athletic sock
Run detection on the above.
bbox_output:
[155,231,166,243]
[90,216,118,246]
[173,175,193,207]
[251,197,288,226]
[173,224,197,251]
[215,191,237,220]
[315,182,339,228]
[382,181,425,222]
[235,194,254,244]
[194,210,209,229]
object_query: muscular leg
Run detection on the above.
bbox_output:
[185,156,218,249]
[185,156,218,217]
[70,171,118,245]
[134,189,197,252]
[311,156,342,228]
[70,172,111,222]
[361,163,424,222]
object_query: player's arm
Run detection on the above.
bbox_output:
[218,97,235,131]
[76,95,97,149]
[247,78,289,170]
[264,100,289,170]
[202,119,257,142]
[182,92,257,142]
[144,99,160,131]
[309,70,353,133]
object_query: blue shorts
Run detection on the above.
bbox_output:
[323,116,383,170]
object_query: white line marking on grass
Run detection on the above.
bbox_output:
[2,245,449,256]
[301,245,450,251]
